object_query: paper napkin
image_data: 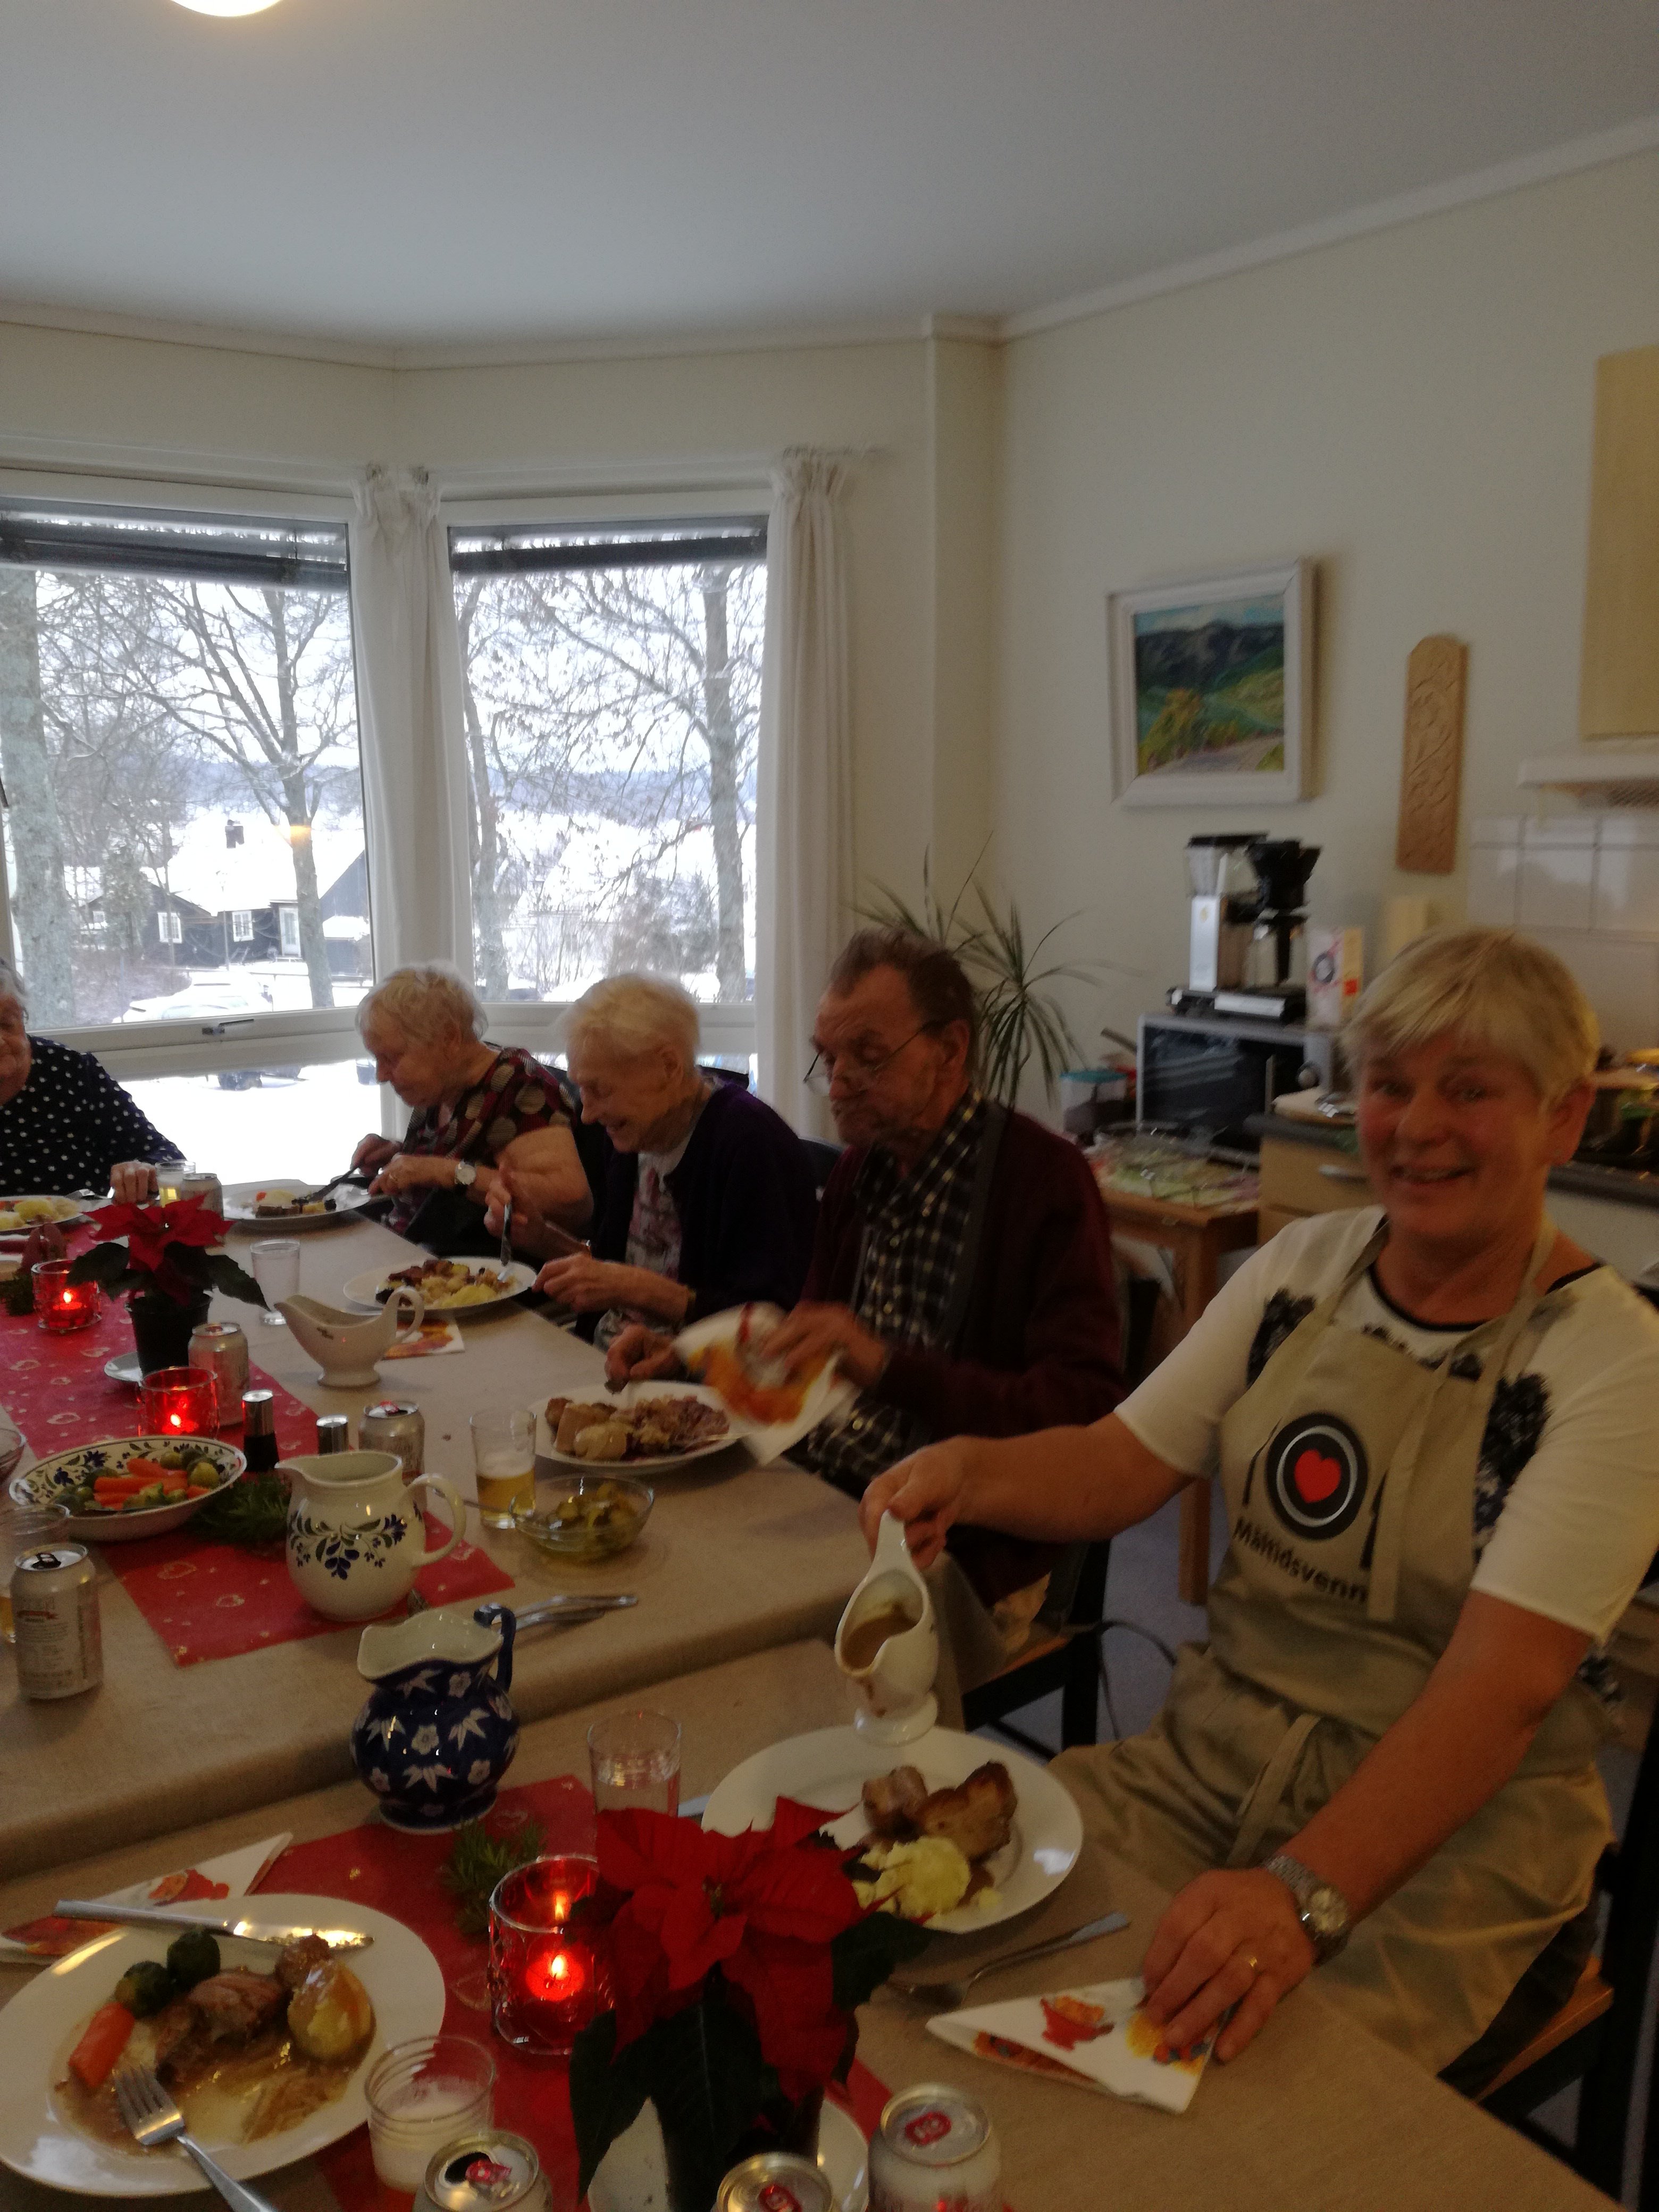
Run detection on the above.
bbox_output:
[674,1302,858,1461]
[383,1317,466,1359]
[927,1977,1215,2114]
[1,1831,292,1959]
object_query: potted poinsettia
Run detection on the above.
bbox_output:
[572,1803,929,2212]
[69,1196,266,1372]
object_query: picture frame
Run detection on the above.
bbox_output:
[1107,559,1314,807]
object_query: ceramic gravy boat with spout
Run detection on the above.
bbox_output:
[834,1510,939,1743]
[279,1285,426,1389]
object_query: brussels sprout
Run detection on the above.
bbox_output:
[164,1928,220,1989]
[112,1959,176,2017]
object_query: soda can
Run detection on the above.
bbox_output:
[361,1400,425,1479]
[188,1320,249,1426]
[12,1544,103,1700]
[869,2084,1001,2212]
[717,2149,834,2212]
[179,1170,224,1216]
[415,2131,552,2212]
[315,1413,352,1455]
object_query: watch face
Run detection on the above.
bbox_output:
[1306,1886,1346,1939]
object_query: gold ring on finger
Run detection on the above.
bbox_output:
[1241,1951,1261,1975]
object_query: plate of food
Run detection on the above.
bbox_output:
[7,1437,246,1543]
[342,1258,538,1313]
[0,1895,444,2197]
[0,1194,91,1235]
[702,1727,1082,1934]
[540,1381,735,1472]
[221,1181,373,1230]
[674,1303,858,1461]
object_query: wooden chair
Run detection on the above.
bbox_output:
[1478,1692,1659,2203]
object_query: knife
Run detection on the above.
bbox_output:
[499,1195,515,1273]
[54,1901,373,1950]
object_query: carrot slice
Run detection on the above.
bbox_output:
[68,2001,133,2090]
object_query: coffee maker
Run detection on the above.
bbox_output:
[1184,834,1263,995]
[1213,837,1321,1021]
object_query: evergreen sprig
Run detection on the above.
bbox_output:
[440,1814,548,1937]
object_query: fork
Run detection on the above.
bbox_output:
[112,2063,280,2209]
[499,1195,514,1272]
[887,1908,1129,2010]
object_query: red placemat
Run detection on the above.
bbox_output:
[0,1295,513,1666]
[262,1778,890,2210]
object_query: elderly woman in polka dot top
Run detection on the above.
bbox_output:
[351,965,591,1240]
[0,958,183,1201]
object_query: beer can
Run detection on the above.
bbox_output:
[179,1170,224,1216]
[717,2149,834,2212]
[415,2131,552,2211]
[869,2084,1001,2212]
[188,1320,249,1426]
[315,1413,352,1455]
[361,1399,425,1479]
[12,1545,103,1700]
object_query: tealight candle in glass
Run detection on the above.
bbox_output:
[139,1364,219,1438]
[32,1261,102,1335]
[487,1854,614,2057]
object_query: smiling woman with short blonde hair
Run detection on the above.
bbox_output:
[1347,927,1598,1105]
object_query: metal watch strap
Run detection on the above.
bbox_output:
[1261,1850,1351,1963]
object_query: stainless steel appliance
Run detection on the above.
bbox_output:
[1137,1009,1340,1152]
[1213,837,1321,1021]
[1186,834,1262,993]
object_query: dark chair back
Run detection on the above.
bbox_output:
[800,1137,843,1196]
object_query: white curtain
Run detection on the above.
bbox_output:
[756,450,852,1137]
[349,467,473,978]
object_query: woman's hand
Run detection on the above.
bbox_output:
[857,1438,981,1568]
[370,1152,461,1197]
[764,1302,889,1389]
[604,1325,682,1384]
[1138,1869,1314,2063]
[110,1160,159,1204]
[533,1252,629,1311]
[351,1132,399,1175]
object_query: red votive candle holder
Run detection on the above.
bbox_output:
[32,1262,102,1335]
[487,1854,614,2058]
[138,1365,219,1438]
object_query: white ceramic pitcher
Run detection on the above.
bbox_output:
[284,1448,465,1622]
[834,1510,939,1743]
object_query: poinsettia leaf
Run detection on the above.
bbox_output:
[68,1245,138,1290]
[830,1909,931,2012]
[572,2012,658,2196]
[200,1251,267,1306]
[648,1985,768,2212]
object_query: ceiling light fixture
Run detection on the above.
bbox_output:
[171,0,284,15]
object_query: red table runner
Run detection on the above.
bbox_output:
[1,1295,511,1666]
[262,1778,890,2209]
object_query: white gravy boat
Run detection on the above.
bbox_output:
[279,1285,425,1388]
[834,1510,939,1744]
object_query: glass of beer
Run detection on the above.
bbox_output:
[470,1407,536,1530]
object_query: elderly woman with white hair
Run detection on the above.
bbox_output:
[861,927,1659,2093]
[0,957,183,1200]
[488,973,817,1344]
[351,965,588,1240]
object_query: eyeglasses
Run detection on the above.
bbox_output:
[803,1026,937,1097]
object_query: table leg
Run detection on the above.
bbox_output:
[1177,1481,1211,1608]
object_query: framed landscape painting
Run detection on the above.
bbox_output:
[1108,559,1314,807]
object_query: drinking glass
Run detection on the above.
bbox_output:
[488,1855,614,2057]
[0,1499,71,1644]
[588,1708,682,1815]
[249,1238,301,1323]
[365,2034,495,2212]
[470,1407,536,1530]
[152,1160,194,1204]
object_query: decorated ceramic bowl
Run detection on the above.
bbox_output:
[6,1435,246,1543]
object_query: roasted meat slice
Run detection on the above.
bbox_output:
[148,1993,208,2079]
[276,1935,332,1990]
[188,1968,291,2042]
[917,1761,1017,1864]
[862,1765,928,1839]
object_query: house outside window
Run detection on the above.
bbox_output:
[231,909,254,943]
[157,910,182,946]
[278,906,301,959]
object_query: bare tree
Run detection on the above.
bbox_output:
[0,567,76,1023]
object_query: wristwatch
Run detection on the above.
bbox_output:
[1260,1851,1351,1963]
[452,1160,478,1190]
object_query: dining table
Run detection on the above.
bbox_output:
[0,1208,870,1880]
[0,1638,1615,2212]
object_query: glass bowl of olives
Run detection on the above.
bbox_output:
[514,1472,653,1561]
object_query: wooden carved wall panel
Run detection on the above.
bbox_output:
[1396,634,1467,875]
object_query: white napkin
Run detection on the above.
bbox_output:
[674,1302,858,1461]
[927,1976,1214,2114]
[0,1832,292,1959]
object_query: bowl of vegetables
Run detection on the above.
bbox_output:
[6,1434,246,1542]
[514,1472,653,1561]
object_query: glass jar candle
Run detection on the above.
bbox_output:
[487,1855,614,2057]
[32,1262,102,1335]
[139,1365,218,1439]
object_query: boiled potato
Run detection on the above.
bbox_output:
[288,1960,375,2062]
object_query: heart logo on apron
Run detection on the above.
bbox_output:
[1263,1412,1369,1539]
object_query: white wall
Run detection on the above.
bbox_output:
[994,148,1659,1061]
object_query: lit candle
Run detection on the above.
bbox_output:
[487,1854,614,2056]
[138,1365,219,1438]
[33,1262,102,1335]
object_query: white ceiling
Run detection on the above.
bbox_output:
[3,0,1658,351]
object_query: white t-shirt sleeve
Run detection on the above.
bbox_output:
[1471,1294,1659,1644]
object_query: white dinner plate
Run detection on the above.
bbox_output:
[538,1381,741,1473]
[0,1194,92,1233]
[0,1894,445,2197]
[341,1260,538,1313]
[589,2093,867,2212]
[103,1354,144,1388]
[221,1180,374,1231]
[703,1725,1083,1936]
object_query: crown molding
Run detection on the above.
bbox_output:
[1006,111,1659,340]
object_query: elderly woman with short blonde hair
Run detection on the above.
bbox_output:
[861,926,1659,2094]
[352,964,588,1238]
[489,972,817,1343]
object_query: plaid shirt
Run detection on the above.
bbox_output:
[799,1089,988,1494]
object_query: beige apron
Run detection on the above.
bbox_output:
[1054,1208,1613,2072]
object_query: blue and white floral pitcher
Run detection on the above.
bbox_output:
[284,1448,465,1622]
[352,1601,521,1832]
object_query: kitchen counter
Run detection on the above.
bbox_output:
[1248,1112,1659,1211]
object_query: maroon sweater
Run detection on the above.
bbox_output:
[803,1108,1124,1602]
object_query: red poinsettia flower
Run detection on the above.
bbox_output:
[89,1196,225,1277]
[597,1801,866,2094]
